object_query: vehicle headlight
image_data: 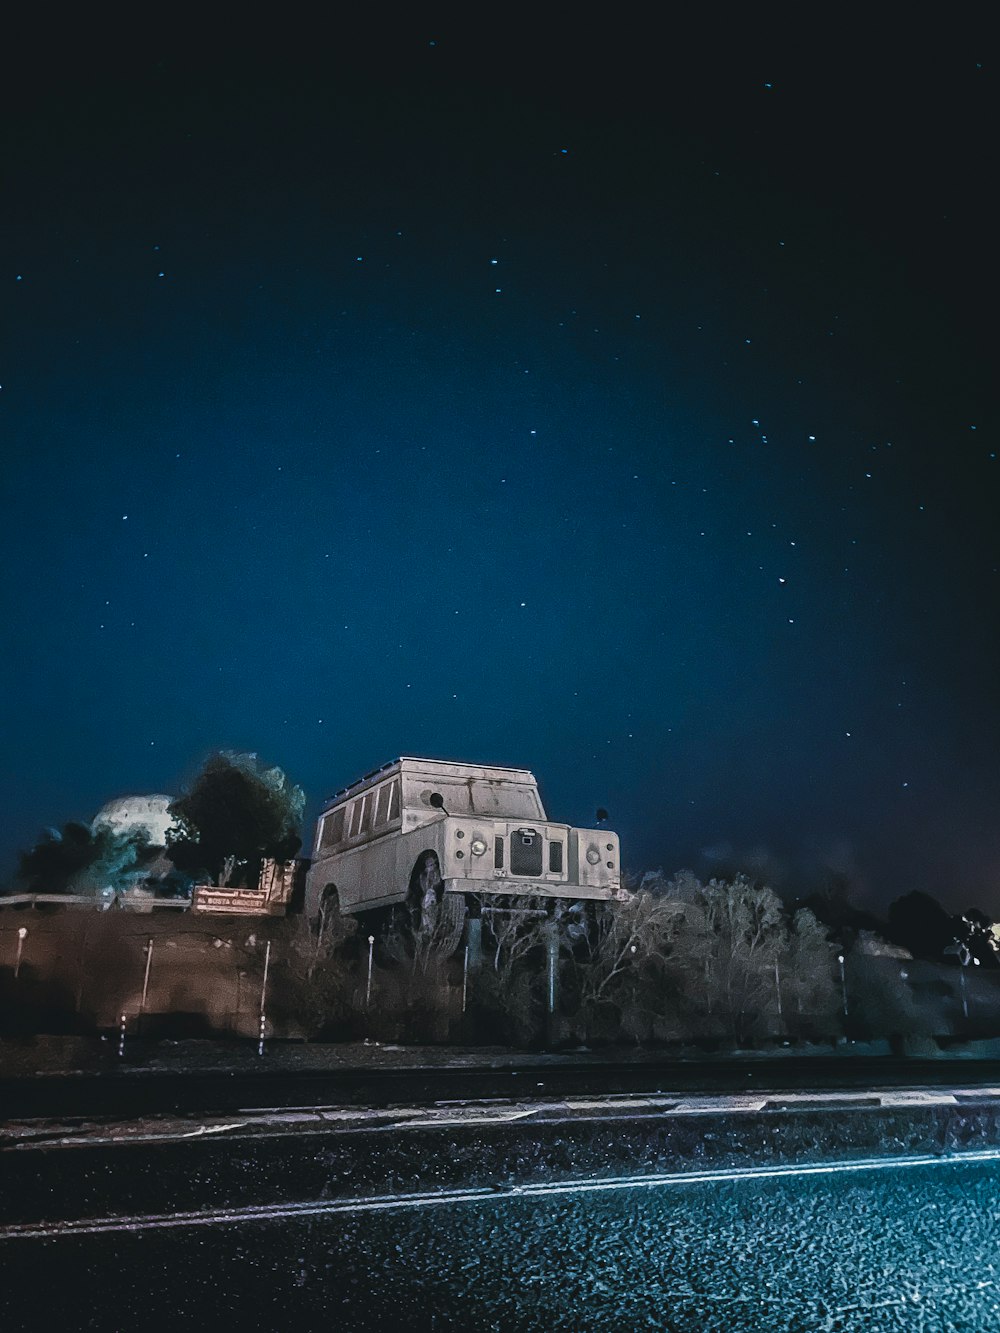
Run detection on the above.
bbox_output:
[470,838,487,856]
[586,847,601,864]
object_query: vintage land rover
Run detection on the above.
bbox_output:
[305,757,623,926]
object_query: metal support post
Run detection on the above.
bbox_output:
[140,938,154,1019]
[257,939,271,1056]
[465,915,482,973]
[545,921,559,1017]
[311,897,328,977]
[838,954,848,1020]
[540,918,561,1048]
[774,960,783,1023]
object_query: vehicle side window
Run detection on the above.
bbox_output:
[349,799,364,839]
[319,808,346,851]
[360,792,374,834]
[373,784,389,826]
[388,780,401,821]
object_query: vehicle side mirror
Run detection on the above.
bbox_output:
[429,793,446,810]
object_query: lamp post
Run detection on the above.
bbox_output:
[947,939,973,1022]
[14,926,27,979]
[366,935,375,1009]
[837,954,848,1020]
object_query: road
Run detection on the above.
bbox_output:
[6,1053,1000,1119]
[3,1141,1000,1329]
[4,1067,1000,1328]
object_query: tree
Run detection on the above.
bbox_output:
[276,915,360,1038]
[886,890,955,963]
[480,896,550,989]
[464,897,551,1044]
[17,823,97,894]
[375,894,466,1041]
[782,908,839,1037]
[843,946,932,1041]
[953,908,999,970]
[796,888,886,950]
[662,873,786,1044]
[383,892,465,978]
[16,822,150,897]
[569,892,683,1018]
[165,752,304,884]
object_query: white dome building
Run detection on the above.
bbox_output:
[92,794,176,847]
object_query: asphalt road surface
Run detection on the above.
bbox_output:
[5,1064,1000,1329]
[3,1150,1000,1330]
[6,1054,1000,1119]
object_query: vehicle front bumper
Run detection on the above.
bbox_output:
[443,878,627,902]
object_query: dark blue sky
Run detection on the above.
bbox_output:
[2,15,995,910]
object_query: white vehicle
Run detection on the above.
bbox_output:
[305,757,623,926]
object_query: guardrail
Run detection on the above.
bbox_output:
[0,893,190,911]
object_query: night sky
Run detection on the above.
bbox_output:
[2,15,994,912]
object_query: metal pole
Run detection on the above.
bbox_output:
[258,939,271,1056]
[465,915,482,973]
[235,969,245,1036]
[838,954,848,1019]
[311,897,328,977]
[140,938,153,1016]
[366,935,375,1009]
[260,939,271,1014]
[960,965,969,1020]
[462,945,469,1014]
[546,922,558,1016]
[773,960,783,1022]
[14,926,27,978]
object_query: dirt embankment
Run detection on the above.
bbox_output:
[0,910,293,1039]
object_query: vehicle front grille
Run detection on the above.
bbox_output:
[510,828,543,876]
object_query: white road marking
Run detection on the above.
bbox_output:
[392,1107,541,1129]
[559,1097,677,1111]
[672,1098,769,1113]
[181,1122,248,1138]
[6,1087,1000,1150]
[5,1148,1000,1242]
